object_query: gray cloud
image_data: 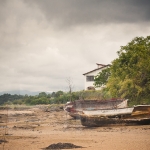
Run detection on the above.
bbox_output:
[0,0,150,93]
[24,0,150,28]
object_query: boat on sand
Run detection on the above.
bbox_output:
[64,99,128,118]
[80,105,150,127]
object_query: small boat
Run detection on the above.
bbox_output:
[80,105,150,127]
[64,98,128,118]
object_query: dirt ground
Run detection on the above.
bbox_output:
[0,105,150,150]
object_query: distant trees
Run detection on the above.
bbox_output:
[0,90,75,105]
[94,36,150,104]
[55,91,64,97]
[0,94,24,105]
[38,92,47,97]
[0,90,107,105]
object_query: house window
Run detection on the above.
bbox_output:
[86,76,94,82]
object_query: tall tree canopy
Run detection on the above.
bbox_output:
[94,36,150,104]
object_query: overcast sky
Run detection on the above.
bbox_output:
[0,0,150,94]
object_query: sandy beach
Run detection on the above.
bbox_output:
[0,105,150,150]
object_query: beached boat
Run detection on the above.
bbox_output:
[64,98,128,118]
[80,105,150,127]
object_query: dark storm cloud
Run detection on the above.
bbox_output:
[24,0,150,27]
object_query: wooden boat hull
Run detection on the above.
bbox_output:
[80,115,150,127]
[80,105,150,127]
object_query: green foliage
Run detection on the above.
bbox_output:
[51,92,56,97]
[94,67,111,87]
[107,36,150,104]
[12,99,24,105]
[30,97,50,105]
[38,92,47,97]
[0,94,24,105]
[77,90,103,100]
[55,91,64,97]
[0,90,108,105]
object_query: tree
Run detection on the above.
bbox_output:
[66,78,74,101]
[94,67,111,88]
[51,92,56,97]
[55,91,63,97]
[107,36,150,104]
[38,92,47,97]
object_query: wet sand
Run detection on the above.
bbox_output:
[0,106,150,150]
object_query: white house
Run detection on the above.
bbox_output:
[83,63,110,90]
